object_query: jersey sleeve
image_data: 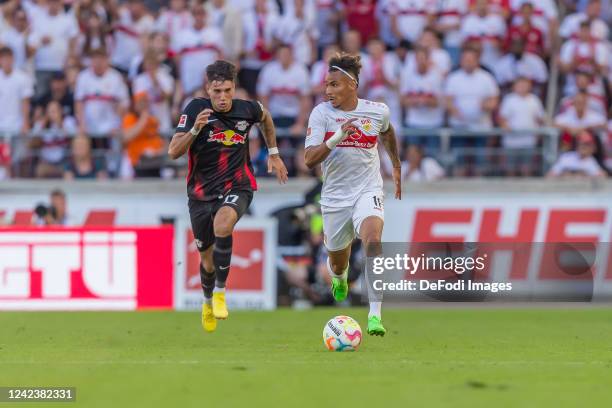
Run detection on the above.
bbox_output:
[249,100,265,123]
[380,103,391,133]
[305,105,326,148]
[175,99,200,133]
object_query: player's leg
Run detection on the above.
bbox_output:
[321,205,355,302]
[328,245,352,302]
[188,199,217,332]
[210,190,253,319]
[354,193,386,336]
[199,244,217,332]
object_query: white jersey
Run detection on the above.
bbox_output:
[74,68,130,135]
[305,99,390,207]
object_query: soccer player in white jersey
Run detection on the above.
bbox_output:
[304,53,401,336]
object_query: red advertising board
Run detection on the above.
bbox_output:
[185,229,264,291]
[0,227,174,310]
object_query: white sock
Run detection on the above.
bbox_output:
[368,302,382,319]
[327,257,348,281]
[204,297,212,305]
[213,287,225,294]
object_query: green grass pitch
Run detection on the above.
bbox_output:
[1,308,611,407]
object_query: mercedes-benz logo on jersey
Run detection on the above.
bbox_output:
[235,120,248,132]
[207,128,246,146]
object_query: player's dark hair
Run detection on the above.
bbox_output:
[328,52,362,84]
[206,60,237,84]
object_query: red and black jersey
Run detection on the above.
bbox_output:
[176,98,263,201]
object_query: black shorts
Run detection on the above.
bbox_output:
[188,190,253,251]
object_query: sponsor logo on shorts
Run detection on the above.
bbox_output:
[194,239,203,250]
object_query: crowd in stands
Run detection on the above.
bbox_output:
[0,0,610,180]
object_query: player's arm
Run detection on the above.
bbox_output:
[380,123,402,200]
[259,107,288,183]
[304,118,358,169]
[167,108,213,160]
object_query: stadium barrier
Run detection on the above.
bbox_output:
[1,178,612,309]
[1,127,564,178]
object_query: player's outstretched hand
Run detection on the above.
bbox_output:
[193,109,214,132]
[268,154,289,184]
[393,167,402,199]
[341,118,359,140]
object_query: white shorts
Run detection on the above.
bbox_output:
[321,191,385,252]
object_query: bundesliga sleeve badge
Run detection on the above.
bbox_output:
[178,114,188,128]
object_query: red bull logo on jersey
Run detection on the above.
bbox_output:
[207,129,246,146]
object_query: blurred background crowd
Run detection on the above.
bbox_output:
[0,0,611,181]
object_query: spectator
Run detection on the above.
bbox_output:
[547,131,607,178]
[510,0,559,46]
[49,189,69,225]
[341,0,378,45]
[506,2,546,58]
[110,0,154,74]
[310,44,340,105]
[0,7,32,70]
[206,0,243,63]
[558,70,607,116]
[315,0,341,55]
[460,0,506,69]
[272,0,318,66]
[64,133,108,180]
[390,0,436,44]
[445,46,500,129]
[376,0,399,47]
[0,46,33,136]
[498,77,545,176]
[559,0,609,41]
[27,0,79,98]
[401,144,445,182]
[77,12,113,67]
[240,0,278,97]
[445,46,499,175]
[121,92,165,176]
[37,72,75,121]
[554,91,607,137]
[132,51,174,133]
[404,28,452,76]
[172,4,223,98]
[559,21,608,96]
[128,32,177,81]
[155,0,192,44]
[74,48,130,143]
[435,0,469,67]
[362,38,401,130]
[30,101,77,178]
[256,44,311,135]
[494,38,548,95]
[400,46,445,150]
[387,39,412,79]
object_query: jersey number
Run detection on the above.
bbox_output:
[373,196,383,210]
[224,194,240,205]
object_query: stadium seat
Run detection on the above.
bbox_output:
[12,210,33,226]
[84,210,117,226]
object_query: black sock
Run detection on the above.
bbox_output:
[213,235,233,288]
[200,264,215,299]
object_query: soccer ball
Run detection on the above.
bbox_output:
[323,315,362,351]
